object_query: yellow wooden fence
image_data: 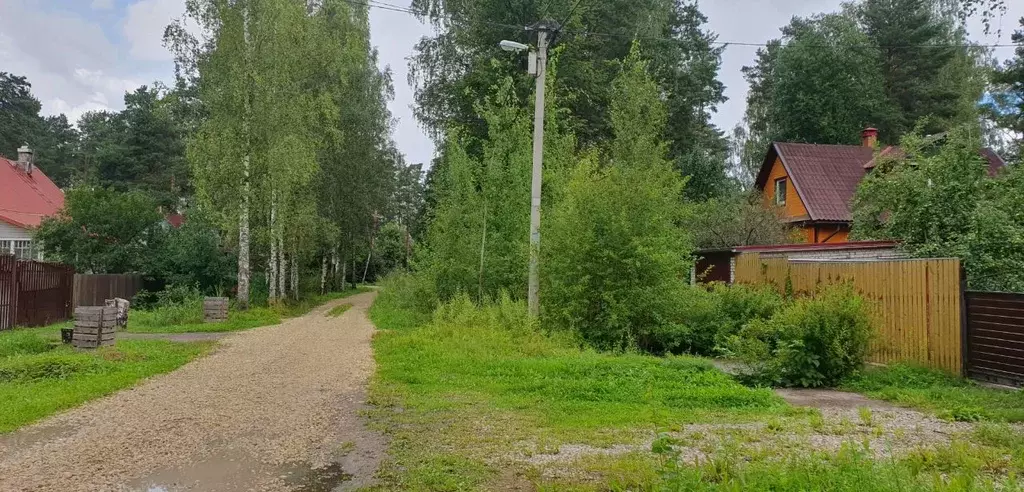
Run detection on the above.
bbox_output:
[734,254,963,373]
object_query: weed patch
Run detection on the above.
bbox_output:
[844,365,1024,422]
[326,304,352,317]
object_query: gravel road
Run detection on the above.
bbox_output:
[0,292,384,492]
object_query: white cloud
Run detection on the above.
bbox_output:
[123,0,186,62]
[0,0,151,126]
[90,0,115,10]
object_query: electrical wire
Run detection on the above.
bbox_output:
[350,0,1020,50]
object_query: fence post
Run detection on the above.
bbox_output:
[959,264,969,378]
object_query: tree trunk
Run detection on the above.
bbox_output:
[320,254,328,294]
[291,246,299,300]
[341,258,347,292]
[268,199,278,302]
[236,1,252,311]
[278,235,287,298]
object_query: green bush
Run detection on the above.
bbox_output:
[648,284,785,356]
[729,284,874,388]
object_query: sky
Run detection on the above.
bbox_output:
[1,0,1021,167]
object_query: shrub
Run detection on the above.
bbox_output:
[651,284,785,356]
[730,284,874,387]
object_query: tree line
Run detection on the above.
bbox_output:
[4,0,421,306]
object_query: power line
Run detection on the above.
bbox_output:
[350,0,1020,50]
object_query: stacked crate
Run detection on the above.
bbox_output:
[204,297,229,323]
[73,306,117,349]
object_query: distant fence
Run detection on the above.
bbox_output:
[964,291,1024,387]
[0,255,75,330]
[73,274,144,308]
[735,254,963,374]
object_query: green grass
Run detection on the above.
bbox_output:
[367,277,1024,491]
[843,364,1024,423]
[367,284,787,490]
[326,304,352,317]
[127,287,371,334]
[0,327,211,433]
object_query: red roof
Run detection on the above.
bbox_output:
[736,240,899,253]
[757,143,1007,224]
[0,157,65,229]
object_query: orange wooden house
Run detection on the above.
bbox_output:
[754,128,1007,244]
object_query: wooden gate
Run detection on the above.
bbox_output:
[964,291,1024,387]
[0,255,75,330]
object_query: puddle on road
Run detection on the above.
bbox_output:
[284,462,353,492]
[130,452,353,492]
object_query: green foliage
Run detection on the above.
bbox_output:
[740,2,985,152]
[543,46,692,351]
[662,284,785,356]
[844,364,1024,422]
[689,192,796,249]
[420,78,556,301]
[0,336,211,433]
[410,0,729,200]
[859,0,984,141]
[852,127,1024,291]
[149,215,237,294]
[0,72,43,161]
[35,188,163,274]
[730,284,874,388]
[76,86,189,206]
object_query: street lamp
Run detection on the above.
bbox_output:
[499,40,529,52]
[499,20,558,318]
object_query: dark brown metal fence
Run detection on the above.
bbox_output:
[72,274,144,308]
[0,255,75,330]
[964,291,1024,387]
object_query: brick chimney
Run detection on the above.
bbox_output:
[16,144,34,175]
[861,128,878,148]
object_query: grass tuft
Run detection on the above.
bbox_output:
[326,304,353,317]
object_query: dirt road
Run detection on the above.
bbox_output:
[0,292,384,492]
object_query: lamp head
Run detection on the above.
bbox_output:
[499,40,529,52]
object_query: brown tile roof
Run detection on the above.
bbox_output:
[757,143,1009,224]
[770,143,873,222]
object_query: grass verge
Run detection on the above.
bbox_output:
[0,326,212,433]
[368,285,787,490]
[843,364,1024,423]
[128,287,371,334]
[367,276,1024,490]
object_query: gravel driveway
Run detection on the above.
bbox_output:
[0,292,384,492]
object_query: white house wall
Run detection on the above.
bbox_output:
[0,221,32,240]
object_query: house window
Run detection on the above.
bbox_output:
[774,178,787,206]
[13,240,33,260]
[0,240,10,256]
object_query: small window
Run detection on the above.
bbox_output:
[0,240,10,256]
[774,178,787,206]
[13,240,33,260]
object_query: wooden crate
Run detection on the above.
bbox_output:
[204,297,229,323]
[73,306,117,349]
